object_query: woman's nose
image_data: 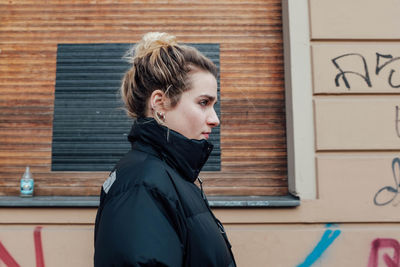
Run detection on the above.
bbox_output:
[207,108,220,127]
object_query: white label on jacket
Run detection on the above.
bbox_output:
[102,171,116,194]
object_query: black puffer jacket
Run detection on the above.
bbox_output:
[94,118,236,267]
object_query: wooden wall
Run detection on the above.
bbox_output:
[0,0,287,196]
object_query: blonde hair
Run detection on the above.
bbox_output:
[121,32,218,118]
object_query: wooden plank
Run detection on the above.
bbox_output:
[0,151,50,157]
[204,186,288,196]
[0,177,287,188]
[0,171,285,180]
[2,0,273,3]
[0,137,51,144]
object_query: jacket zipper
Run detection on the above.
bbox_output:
[197,177,237,267]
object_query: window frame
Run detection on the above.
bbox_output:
[0,0,313,207]
[282,0,316,200]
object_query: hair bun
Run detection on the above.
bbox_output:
[132,32,177,60]
[120,31,217,119]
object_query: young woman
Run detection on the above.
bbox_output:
[94,32,236,267]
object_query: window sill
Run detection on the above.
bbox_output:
[0,195,299,208]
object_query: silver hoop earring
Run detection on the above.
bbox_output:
[156,111,166,123]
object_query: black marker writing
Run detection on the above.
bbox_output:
[332,53,371,89]
[374,157,400,206]
[396,106,400,138]
[332,52,400,89]
[376,53,400,88]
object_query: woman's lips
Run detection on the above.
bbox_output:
[202,133,210,139]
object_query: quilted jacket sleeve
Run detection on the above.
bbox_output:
[94,184,185,267]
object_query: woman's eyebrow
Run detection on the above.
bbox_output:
[199,94,217,102]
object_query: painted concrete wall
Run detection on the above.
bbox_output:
[1,0,400,266]
[0,212,399,267]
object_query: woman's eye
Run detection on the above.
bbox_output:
[199,99,209,106]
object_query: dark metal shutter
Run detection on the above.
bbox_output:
[51,43,221,172]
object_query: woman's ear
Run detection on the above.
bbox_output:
[149,89,169,114]
[148,90,171,124]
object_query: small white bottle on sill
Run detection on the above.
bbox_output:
[20,166,34,197]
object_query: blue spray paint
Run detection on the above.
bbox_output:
[297,224,341,267]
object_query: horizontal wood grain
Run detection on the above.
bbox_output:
[0,0,286,196]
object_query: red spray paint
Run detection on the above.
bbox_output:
[34,226,45,267]
[0,241,20,267]
[368,238,400,267]
[0,226,45,267]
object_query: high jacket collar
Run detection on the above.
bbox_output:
[128,118,214,183]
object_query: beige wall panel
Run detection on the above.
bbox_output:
[312,44,400,94]
[316,155,400,220]
[1,224,400,266]
[310,0,400,39]
[0,202,397,226]
[315,97,400,150]
[0,208,97,224]
[230,224,400,267]
[0,225,93,267]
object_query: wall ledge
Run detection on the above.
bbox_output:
[0,195,300,208]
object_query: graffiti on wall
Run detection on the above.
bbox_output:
[332,52,400,89]
[0,226,44,267]
[333,53,400,207]
[373,105,400,207]
[374,157,400,206]
[396,106,400,138]
[296,225,400,267]
[297,224,341,267]
[368,238,400,267]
